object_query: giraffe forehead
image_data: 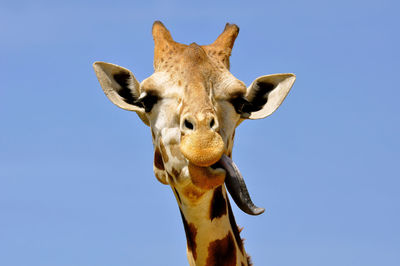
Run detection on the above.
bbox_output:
[183,43,208,65]
[141,71,182,97]
[158,42,209,68]
[157,44,217,82]
[141,69,246,101]
[146,42,247,99]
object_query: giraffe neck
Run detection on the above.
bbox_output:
[172,184,250,266]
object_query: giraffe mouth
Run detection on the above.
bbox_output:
[215,154,265,216]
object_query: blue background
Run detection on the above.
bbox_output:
[1,0,399,265]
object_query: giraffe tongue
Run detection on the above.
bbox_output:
[219,154,265,216]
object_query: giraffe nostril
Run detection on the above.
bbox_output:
[184,119,194,130]
[210,118,215,128]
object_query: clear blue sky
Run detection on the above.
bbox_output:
[1,0,399,265]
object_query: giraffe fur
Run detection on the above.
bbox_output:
[93,21,295,265]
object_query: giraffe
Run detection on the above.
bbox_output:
[93,21,295,266]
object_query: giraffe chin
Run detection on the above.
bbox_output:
[187,154,265,216]
[188,162,226,190]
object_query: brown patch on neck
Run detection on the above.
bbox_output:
[206,231,236,266]
[179,209,198,260]
[209,185,227,221]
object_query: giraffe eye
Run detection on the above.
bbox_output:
[135,92,159,112]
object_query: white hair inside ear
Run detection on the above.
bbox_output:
[93,61,150,125]
[246,73,296,119]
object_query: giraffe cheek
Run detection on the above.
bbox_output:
[170,143,185,161]
[154,168,169,185]
[153,147,169,185]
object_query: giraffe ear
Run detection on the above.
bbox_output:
[93,61,150,126]
[243,73,296,119]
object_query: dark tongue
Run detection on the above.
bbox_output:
[219,154,265,215]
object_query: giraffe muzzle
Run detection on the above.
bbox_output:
[179,129,224,167]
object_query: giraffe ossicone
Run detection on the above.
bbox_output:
[94,21,295,266]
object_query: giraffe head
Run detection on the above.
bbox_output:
[93,21,295,214]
